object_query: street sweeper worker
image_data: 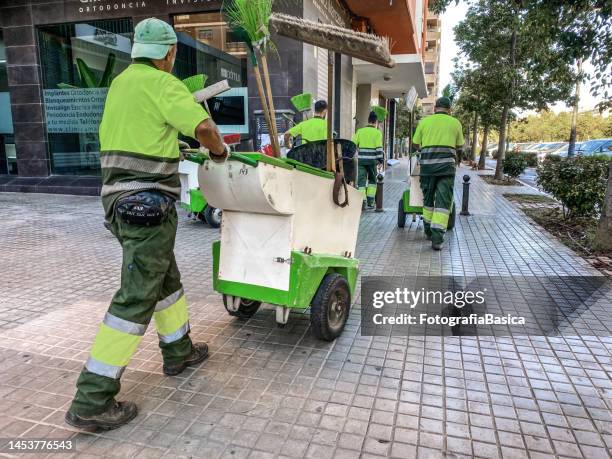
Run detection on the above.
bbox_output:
[65,18,230,431]
[353,111,384,209]
[284,99,328,148]
[412,96,464,251]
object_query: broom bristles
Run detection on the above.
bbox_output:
[269,13,395,68]
[291,93,313,112]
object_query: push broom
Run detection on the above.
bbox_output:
[224,0,280,157]
[291,92,313,119]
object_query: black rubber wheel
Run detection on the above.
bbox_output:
[397,199,406,228]
[204,205,222,228]
[223,295,261,319]
[447,202,456,231]
[310,273,351,341]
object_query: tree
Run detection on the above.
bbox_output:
[452,0,576,179]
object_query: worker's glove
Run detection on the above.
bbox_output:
[208,143,230,164]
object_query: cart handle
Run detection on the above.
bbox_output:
[182,149,259,168]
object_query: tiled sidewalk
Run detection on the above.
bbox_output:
[0,159,610,458]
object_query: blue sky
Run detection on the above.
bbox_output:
[438,4,603,112]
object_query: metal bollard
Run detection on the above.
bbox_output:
[460,175,471,216]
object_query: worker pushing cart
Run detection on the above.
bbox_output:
[353,110,384,209]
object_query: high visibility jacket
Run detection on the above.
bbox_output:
[412,113,464,176]
[99,60,209,220]
[352,125,384,163]
[287,116,327,143]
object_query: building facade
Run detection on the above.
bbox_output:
[421,8,441,115]
[0,0,428,195]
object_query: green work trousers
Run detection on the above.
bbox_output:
[69,207,193,416]
[358,161,378,206]
[420,175,455,245]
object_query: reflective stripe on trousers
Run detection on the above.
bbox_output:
[154,290,190,344]
[86,312,147,379]
[422,206,434,223]
[431,207,450,230]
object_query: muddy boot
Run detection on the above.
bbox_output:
[163,342,209,376]
[65,400,137,431]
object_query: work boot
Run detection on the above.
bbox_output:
[163,342,209,376]
[432,241,444,251]
[362,201,366,211]
[65,400,137,431]
[367,197,375,208]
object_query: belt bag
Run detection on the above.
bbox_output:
[115,191,173,226]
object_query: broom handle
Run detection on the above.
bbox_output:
[260,53,281,157]
[253,64,275,153]
[326,51,335,173]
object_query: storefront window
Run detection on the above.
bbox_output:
[38,19,133,175]
[174,12,248,61]
[1,31,16,175]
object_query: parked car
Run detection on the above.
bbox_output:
[557,142,583,158]
[576,139,612,157]
[536,142,567,161]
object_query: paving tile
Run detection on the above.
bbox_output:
[0,162,610,458]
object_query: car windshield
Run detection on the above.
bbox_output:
[542,143,564,151]
[578,140,608,152]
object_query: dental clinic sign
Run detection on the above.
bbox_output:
[44,88,108,134]
[78,0,148,14]
[77,0,219,14]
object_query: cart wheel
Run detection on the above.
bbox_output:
[397,199,406,228]
[223,295,261,319]
[447,202,456,231]
[204,205,222,228]
[310,273,350,341]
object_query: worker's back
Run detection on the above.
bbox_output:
[99,61,208,219]
[287,117,327,143]
[413,113,464,176]
[352,125,383,163]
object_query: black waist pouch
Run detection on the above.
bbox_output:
[115,191,174,226]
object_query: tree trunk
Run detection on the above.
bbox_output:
[495,24,518,181]
[471,112,479,161]
[595,161,612,251]
[478,124,489,170]
[568,59,582,158]
[495,104,510,180]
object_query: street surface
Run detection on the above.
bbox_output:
[0,159,610,458]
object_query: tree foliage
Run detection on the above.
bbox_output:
[509,111,612,142]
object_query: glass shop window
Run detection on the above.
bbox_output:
[38,19,133,175]
[173,12,247,88]
[0,31,16,175]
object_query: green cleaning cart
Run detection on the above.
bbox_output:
[398,154,456,229]
[186,151,361,341]
[178,159,222,228]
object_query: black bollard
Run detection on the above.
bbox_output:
[460,175,471,216]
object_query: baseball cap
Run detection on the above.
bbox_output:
[131,18,177,60]
[435,97,452,109]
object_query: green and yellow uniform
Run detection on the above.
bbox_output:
[287,116,327,143]
[412,113,464,244]
[69,60,208,416]
[353,125,384,205]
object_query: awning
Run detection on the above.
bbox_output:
[353,54,427,98]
